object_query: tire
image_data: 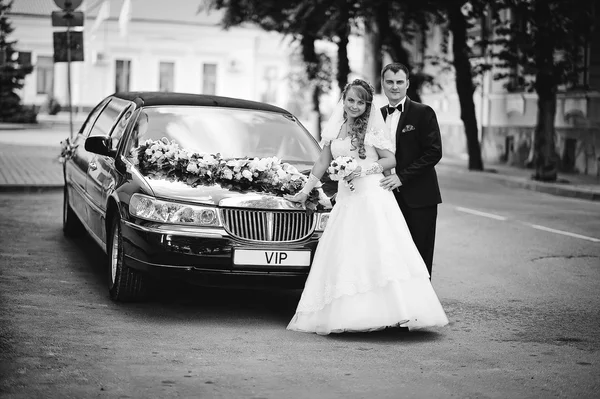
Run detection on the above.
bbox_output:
[107,213,152,302]
[63,185,83,237]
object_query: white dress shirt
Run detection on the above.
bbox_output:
[386,96,407,176]
[386,96,407,142]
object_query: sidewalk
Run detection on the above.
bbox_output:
[0,121,599,201]
[437,157,600,202]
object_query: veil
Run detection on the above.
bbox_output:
[320,99,394,153]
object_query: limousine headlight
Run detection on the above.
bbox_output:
[315,212,330,232]
[129,193,221,226]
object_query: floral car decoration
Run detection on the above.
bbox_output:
[130,138,329,214]
[58,138,78,164]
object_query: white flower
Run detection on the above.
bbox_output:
[276,168,288,180]
[222,169,234,180]
[242,170,253,180]
[282,163,299,175]
[186,162,199,174]
[175,151,189,162]
[226,159,244,172]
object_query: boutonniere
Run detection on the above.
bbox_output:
[401,124,416,133]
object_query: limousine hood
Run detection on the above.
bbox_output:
[142,176,310,210]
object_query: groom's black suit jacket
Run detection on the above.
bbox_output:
[381,98,443,208]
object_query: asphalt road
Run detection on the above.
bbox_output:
[0,171,599,398]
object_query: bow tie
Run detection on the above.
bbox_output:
[387,104,403,114]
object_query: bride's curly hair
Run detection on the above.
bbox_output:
[342,79,374,159]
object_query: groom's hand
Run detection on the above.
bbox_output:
[380,174,402,191]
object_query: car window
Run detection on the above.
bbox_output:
[110,106,134,152]
[126,106,321,163]
[79,99,109,139]
[125,109,149,157]
[89,98,131,139]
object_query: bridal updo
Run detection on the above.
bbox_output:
[342,79,374,160]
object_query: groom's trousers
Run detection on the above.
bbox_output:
[394,192,438,279]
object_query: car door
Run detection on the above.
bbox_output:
[85,98,133,242]
[65,99,110,228]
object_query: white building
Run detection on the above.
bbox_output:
[9,0,297,115]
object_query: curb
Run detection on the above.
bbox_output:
[499,178,600,202]
[437,164,600,202]
[0,184,64,193]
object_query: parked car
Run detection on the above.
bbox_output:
[62,92,334,302]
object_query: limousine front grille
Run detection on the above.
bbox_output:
[221,209,315,242]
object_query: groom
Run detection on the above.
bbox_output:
[379,63,443,279]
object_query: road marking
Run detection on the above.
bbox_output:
[455,207,507,221]
[528,224,600,243]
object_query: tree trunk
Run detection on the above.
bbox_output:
[300,35,322,139]
[531,1,559,182]
[532,76,558,181]
[336,27,350,93]
[447,1,484,171]
[364,18,383,93]
[335,2,350,92]
[374,2,422,102]
[312,85,322,141]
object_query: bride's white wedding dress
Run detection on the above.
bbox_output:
[287,135,449,335]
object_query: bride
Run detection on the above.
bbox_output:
[284,79,449,335]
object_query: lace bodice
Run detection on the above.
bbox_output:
[326,125,395,170]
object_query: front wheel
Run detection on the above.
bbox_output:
[107,214,152,302]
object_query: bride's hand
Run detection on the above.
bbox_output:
[344,166,362,182]
[284,192,308,205]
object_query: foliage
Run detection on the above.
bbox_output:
[488,0,595,92]
[45,96,62,115]
[287,49,333,119]
[203,0,358,91]
[0,0,34,122]
[485,0,596,181]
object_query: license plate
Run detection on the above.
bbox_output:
[233,250,311,266]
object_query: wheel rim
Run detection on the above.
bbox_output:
[110,226,119,284]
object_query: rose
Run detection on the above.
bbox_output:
[242,169,253,181]
[186,162,200,174]
[222,169,234,180]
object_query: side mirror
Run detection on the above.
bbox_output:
[84,136,116,157]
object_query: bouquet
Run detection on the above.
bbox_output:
[327,156,359,192]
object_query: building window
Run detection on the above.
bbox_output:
[115,59,131,92]
[260,66,278,104]
[159,62,175,92]
[36,55,54,95]
[202,63,217,95]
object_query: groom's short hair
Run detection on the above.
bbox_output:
[381,63,410,80]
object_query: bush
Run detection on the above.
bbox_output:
[45,96,62,115]
[4,105,38,123]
